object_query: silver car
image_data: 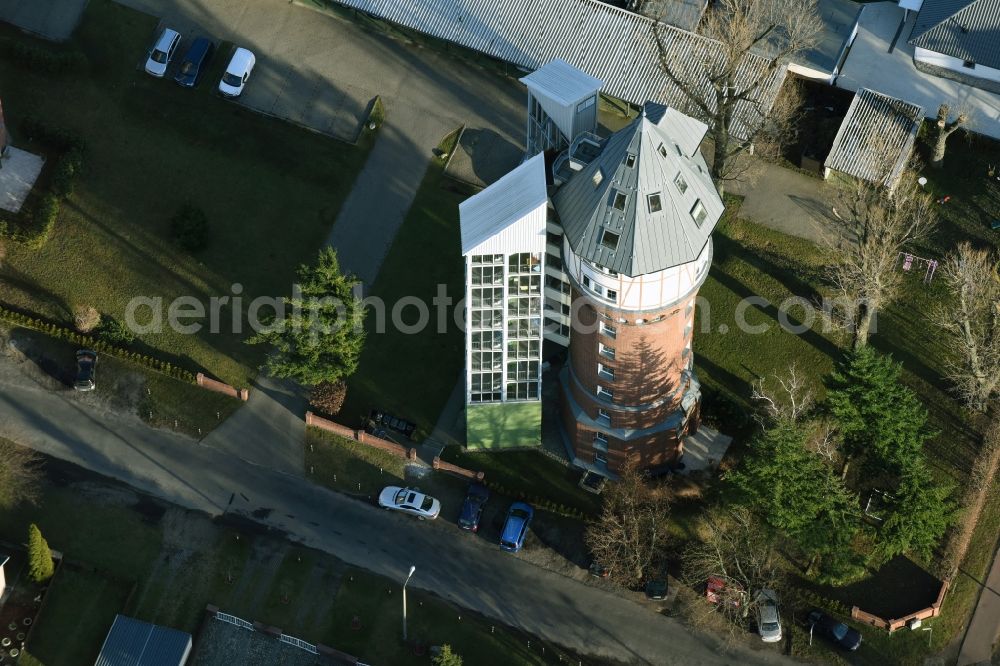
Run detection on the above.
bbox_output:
[756,589,782,643]
[377,486,440,520]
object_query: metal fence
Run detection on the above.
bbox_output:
[214,611,254,632]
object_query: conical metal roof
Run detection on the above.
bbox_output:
[553,104,724,277]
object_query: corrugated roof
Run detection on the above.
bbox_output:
[824,88,924,186]
[520,58,603,106]
[460,152,548,255]
[909,0,1000,70]
[331,0,785,139]
[95,615,192,666]
[627,0,707,32]
[554,103,723,276]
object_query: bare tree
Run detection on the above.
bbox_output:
[933,242,1000,412]
[0,439,42,508]
[681,506,781,629]
[750,363,814,425]
[930,104,969,169]
[827,166,937,348]
[585,461,671,588]
[939,416,1000,578]
[653,0,821,191]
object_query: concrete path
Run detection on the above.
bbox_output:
[837,2,1000,140]
[0,0,88,41]
[0,147,44,214]
[729,162,840,245]
[957,541,1000,665]
[0,356,796,666]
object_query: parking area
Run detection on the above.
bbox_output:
[837,2,1000,140]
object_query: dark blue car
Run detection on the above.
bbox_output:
[808,610,862,651]
[174,37,214,87]
[458,483,489,533]
[500,502,533,552]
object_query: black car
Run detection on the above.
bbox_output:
[644,579,668,600]
[457,483,490,532]
[174,37,214,87]
[74,349,97,391]
[808,610,862,651]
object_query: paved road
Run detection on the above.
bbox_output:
[0,355,796,666]
[957,539,1000,665]
[0,0,88,41]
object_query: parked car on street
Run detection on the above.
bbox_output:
[457,483,489,532]
[808,610,862,651]
[218,47,255,97]
[644,579,668,600]
[74,350,97,391]
[500,502,533,552]
[174,37,214,87]
[145,28,181,78]
[377,486,440,520]
[755,589,782,643]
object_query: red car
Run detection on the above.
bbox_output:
[706,576,743,606]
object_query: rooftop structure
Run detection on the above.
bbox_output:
[909,0,1000,71]
[334,0,787,136]
[521,59,603,156]
[626,0,708,32]
[95,615,192,666]
[788,0,865,83]
[824,88,924,186]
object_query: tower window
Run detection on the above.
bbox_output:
[624,153,636,168]
[600,229,620,251]
[592,168,604,187]
[612,191,627,211]
[691,200,708,226]
[657,143,667,158]
[647,193,662,213]
[674,172,689,194]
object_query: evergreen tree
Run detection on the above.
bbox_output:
[432,645,463,666]
[827,346,932,476]
[874,461,956,564]
[248,248,365,386]
[27,523,54,583]
[728,419,859,558]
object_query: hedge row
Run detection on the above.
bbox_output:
[1,120,87,249]
[0,305,196,383]
[0,38,87,75]
[480,478,589,520]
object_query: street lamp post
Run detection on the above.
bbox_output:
[402,565,416,641]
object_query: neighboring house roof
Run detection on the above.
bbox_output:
[553,103,724,276]
[824,88,924,186]
[628,0,707,32]
[791,0,864,78]
[908,0,1000,70]
[460,152,548,256]
[95,615,192,666]
[335,0,786,139]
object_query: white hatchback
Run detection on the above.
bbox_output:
[218,47,256,97]
[145,28,181,78]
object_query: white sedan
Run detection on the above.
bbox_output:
[378,486,441,520]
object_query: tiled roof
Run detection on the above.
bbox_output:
[909,0,1000,70]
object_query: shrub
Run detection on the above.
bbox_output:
[432,645,462,666]
[170,204,209,252]
[50,148,84,196]
[310,380,347,416]
[98,317,137,346]
[73,305,101,333]
[27,523,54,583]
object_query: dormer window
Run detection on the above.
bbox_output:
[600,229,620,251]
[624,153,636,168]
[674,173,689,194]
[691,199,708,227]
[657,143,668,158]
[592,169,604,187]
[612,191,627,211]
[647,193,662,213]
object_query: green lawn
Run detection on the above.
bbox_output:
[341,162,474,435]
[0,0,372,388]
[305,427,408,495]
[323,568,574,665]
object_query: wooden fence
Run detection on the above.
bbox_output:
[851,578,950,632]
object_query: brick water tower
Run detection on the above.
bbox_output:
[553,104,724,475]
